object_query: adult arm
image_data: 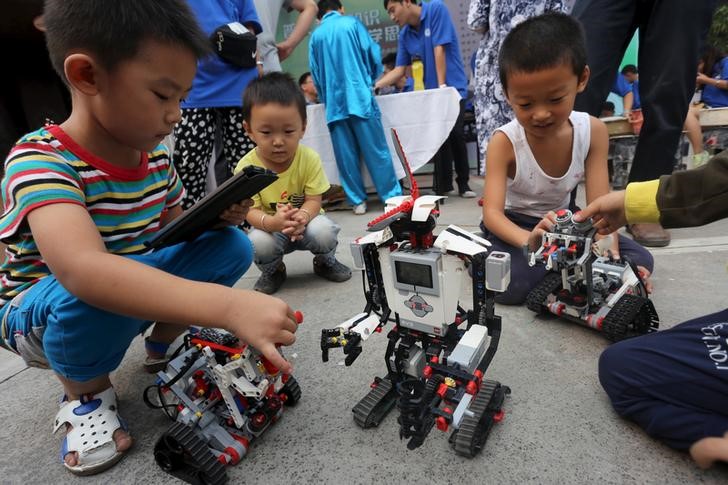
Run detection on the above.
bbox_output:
[277,0,318,61]
[375,65,407,90]
[429,1,457,87]
[434,45,447,86]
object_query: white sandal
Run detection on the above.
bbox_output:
[53,387,129,476]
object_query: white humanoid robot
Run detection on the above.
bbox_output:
[321,130,511,457]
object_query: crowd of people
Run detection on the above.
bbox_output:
[0,0,727,478]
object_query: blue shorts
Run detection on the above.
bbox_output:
[0,228,253,382]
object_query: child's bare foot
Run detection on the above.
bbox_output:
[690,432,728,469]
[63,427,132,467]
[55,376,132,475]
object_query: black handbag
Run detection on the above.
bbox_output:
[210,23,258,68]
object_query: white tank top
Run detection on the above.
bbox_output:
[498,111,590,218]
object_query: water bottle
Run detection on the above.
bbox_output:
[412,56,425,91]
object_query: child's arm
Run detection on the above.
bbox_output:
[28,203,298,373]
[482,131,533,247]
[581,117,619,255]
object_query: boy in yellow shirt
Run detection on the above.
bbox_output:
[235,73,351,294]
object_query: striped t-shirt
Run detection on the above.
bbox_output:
[0,125,185,307]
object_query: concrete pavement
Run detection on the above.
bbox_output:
[1,176,728,484]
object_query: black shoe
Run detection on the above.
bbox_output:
[313,255,352,282]
[254,262,287,294]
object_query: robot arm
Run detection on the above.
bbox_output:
[321,234,392,366]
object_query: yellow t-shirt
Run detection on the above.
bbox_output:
[234,145,330,215]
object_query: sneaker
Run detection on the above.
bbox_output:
[353,202,367,215]
[460,190,477,198]
[313,255,352,282]
[254,262,287,294]
[692,151,710,168]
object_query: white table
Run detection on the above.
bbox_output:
[301,87,462,185]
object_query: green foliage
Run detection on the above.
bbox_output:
[709,4,728,52]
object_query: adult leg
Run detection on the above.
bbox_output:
[629,0,717,182]
[348,115,403,203]
[599,309,728,451]
[173,108,216,208]
[449,99,473,195]
[220,107,257,182]
[328,119,368,206]
[573,0,638,116]
[432,139,454,195]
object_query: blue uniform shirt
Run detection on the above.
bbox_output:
[182,0,262,109]
[702,57,728,108]
[309,11,383,123]
[395,0,468,98]
[611,73,641,110]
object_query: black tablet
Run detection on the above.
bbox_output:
[146,164,278,249]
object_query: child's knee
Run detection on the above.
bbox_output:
[248,228,283,264]
[306,216,340,253]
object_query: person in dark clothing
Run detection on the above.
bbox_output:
[573,152,728,469]
[572,0,717,247]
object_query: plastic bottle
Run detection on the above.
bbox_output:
[412,57,425,91]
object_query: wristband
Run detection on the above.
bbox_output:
[439,83,447,88]
[260,214,269,231]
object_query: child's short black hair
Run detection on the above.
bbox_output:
[317,0,342,20]
[602,101,615,111]
[43,0,210,82]
[382,53,397,69]
[621,64,638,75]
[298,72,313,87]
[243,72,308,125]
[498,12,587,93]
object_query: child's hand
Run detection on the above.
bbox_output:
[219,199,253,226]
[275,204,304,240]
[527,211,557,251]
[574,191,628,235]
[224,289,300,374]
[637,265,653,294]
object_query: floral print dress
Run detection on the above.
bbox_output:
[468,0,568,173]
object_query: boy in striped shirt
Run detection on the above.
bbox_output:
[0,0,299,476]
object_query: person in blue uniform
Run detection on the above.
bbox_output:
[376,0,475,198]
[309,0,402,215]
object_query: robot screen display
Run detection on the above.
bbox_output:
[395,260,434,288]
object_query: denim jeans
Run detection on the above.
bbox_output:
[248,214,341,272]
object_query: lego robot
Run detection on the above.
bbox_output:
[320,129,511,457]
[526,209,659,341]
[145,324,301,485]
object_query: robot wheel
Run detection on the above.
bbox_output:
[153,421,228,485]
[526,273,563,314]
[602,294,659,342]
[450,380,510,458]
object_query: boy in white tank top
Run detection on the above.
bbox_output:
[480,12,653,305]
